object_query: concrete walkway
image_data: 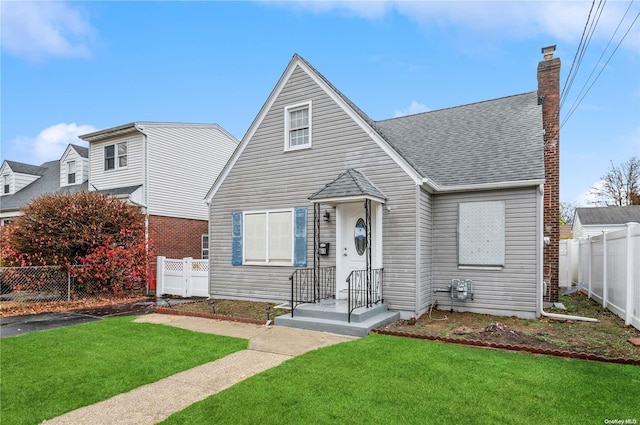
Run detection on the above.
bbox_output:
[42,314,356,425]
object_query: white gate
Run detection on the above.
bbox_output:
[156,256,209,298]
[559,239,579,288]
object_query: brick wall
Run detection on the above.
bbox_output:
[148,215,208,260]
[538,54,561,303]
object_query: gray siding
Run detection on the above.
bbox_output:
[210,65,418,312]
[418,187,432,314]
[432,187,539,319]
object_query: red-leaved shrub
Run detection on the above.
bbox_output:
[2,192,153,295]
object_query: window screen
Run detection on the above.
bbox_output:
[458,201,505,267]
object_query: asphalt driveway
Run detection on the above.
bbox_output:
[0,302,155,338]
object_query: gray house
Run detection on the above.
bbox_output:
[205,50,560,335]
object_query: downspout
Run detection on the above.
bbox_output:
[135,124,151,295]
[537,184,597,322]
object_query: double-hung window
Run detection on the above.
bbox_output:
[2,175,9,194]
[244,210,293,264]
[201,234,209,260]
[284,102,312,151]
[104,142,127,170]
[67,161,76,184]
[231,207,308,267]
[458,201,505,269]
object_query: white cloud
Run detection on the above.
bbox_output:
[0,1,97,61]
[266,0,391,20]
[263,1,640,52]
[7,123,96,165]
[576,180,604,207]
[394,100,429,117]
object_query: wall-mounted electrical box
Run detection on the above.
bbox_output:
[318,242,330,256]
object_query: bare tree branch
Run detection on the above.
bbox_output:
[589,157,640,206]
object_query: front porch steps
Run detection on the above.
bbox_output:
[274,299,399,337]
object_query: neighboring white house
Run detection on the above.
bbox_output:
[572,206,640,239]
[79,122,239,262]
[0,144,88,225]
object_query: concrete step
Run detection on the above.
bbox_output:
[290,300,390,323]
[274,309,399,337]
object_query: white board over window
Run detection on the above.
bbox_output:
[458,201,505,267]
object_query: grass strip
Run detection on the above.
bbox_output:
[0,316,247,425]
[163,333,640,425]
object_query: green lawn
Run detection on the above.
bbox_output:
[163,334,640,425]
[0,316,247,425]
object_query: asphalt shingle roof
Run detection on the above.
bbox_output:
[98,185,142,196]
[4,160,48,176]
[1,161,61,212]
[295,54,545,188]
[309,169,387,201]
[70,144,89,158]
[374,93,545,187]
[575,206,640,225]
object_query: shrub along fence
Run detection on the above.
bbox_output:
[576,223,640,331]
[0,265,143,305]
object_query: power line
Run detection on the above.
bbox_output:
[561,8,640,128]
[560,0,596,106]
[561,0,607,110]
[562,1,635,125]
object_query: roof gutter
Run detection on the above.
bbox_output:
[422,178,545,194]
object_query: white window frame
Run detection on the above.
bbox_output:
[201,234,209,259]
[458,201,505,269]
[242,208,294,266]
[67,161,76,184]
[2,174,10,195]
[104,142,128,171]
[284,101,312,151]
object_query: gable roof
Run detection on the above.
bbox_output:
[69,144,89,158]
[309,169,387,202]
[3,160,48,176]
[575,206,640,225]
[0,161,60,212]
[205,54,545,203]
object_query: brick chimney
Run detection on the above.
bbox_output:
[538,45,560,303]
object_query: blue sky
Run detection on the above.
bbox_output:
[1,1,639,206]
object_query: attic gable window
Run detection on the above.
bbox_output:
[104,142,127,171]
[284,101,312,151]
[67,161,76,184]
[2,175,9,194]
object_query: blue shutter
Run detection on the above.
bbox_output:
[293,207,307,267]
[231,211,242,266]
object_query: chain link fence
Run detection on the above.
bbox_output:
[0,266,144,307]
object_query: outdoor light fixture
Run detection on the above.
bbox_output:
[323,210,331,222]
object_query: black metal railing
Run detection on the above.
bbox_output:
[289,266,335,317]
[347,268,383,322]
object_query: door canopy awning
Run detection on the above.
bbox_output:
[308,169,387,205]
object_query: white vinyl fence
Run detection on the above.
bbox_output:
[572,223,640,330]
[156,256,209,298]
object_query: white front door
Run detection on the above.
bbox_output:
[336,202,381,299]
